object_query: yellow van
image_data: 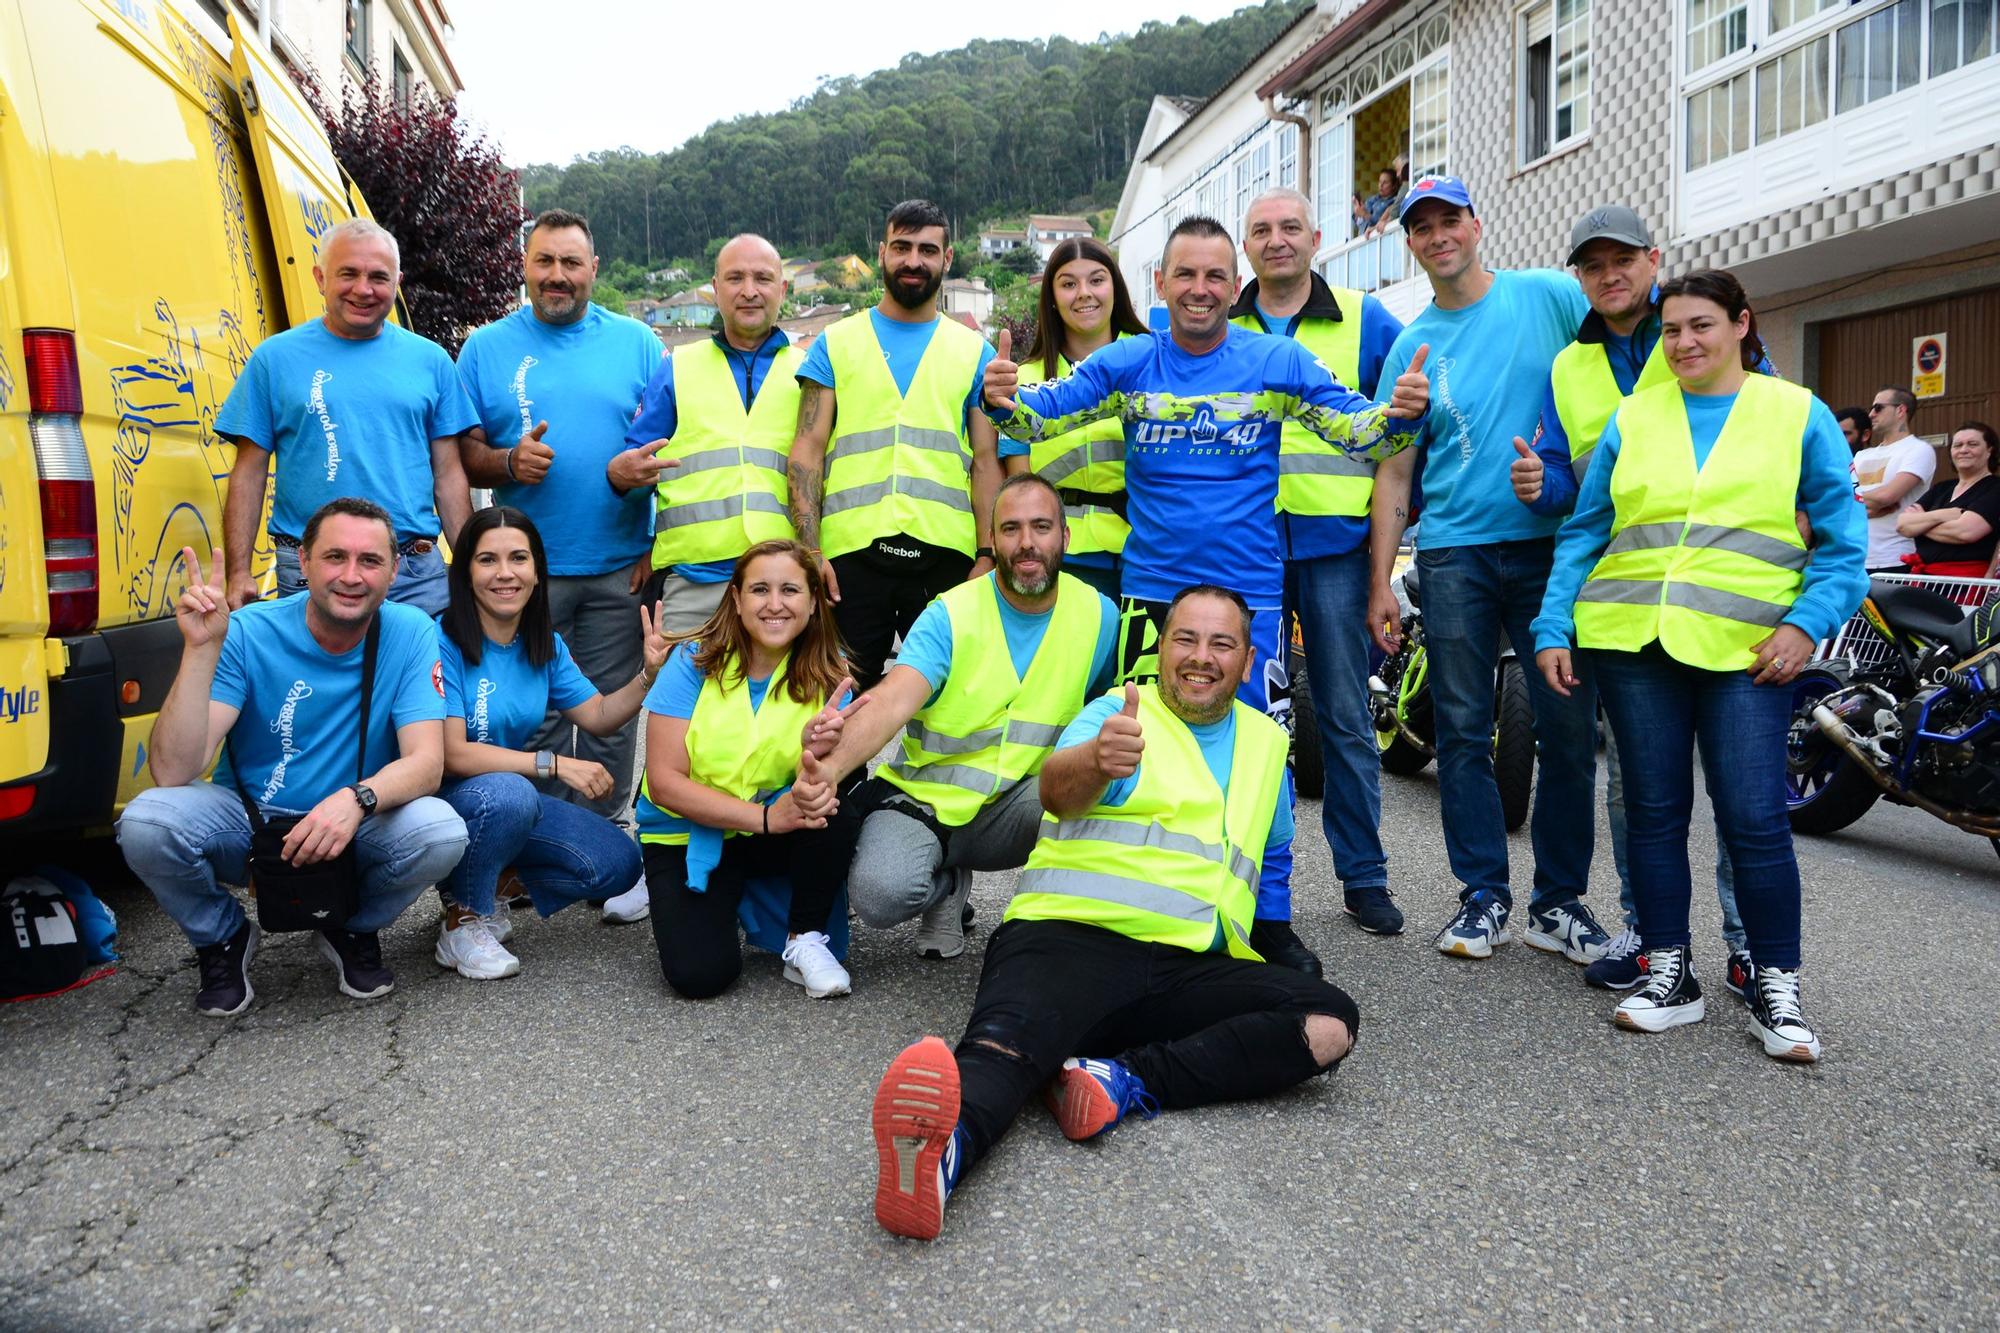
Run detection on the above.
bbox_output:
[0,0,372,840]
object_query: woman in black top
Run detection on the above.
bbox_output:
[1896,421,2000,588]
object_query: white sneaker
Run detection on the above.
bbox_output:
[915,868,971,960]
[487,909,514,945]
[782,931,852,998]
[601,876,650,924]
[434,915,520,980]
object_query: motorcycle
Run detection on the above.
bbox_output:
[1787,580,2000,857]
[1290,564,1536,831]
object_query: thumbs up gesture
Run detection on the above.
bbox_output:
[1094,681,1145,780]
[983,328,1019,414]
[1510,435,1544,504]
[606,437,680,494]
[792,748,838,822]
[1387,344,1430,420]
[511,419,556,484]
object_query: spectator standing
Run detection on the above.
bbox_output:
[1834,406,1871,454]
[1852,386,1936,573]
[1895,421,2000,583]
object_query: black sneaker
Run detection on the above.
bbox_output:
[1343,885,1405,935]
[315,928,395,1000]
[1612,946,1705,1033]
[194,918,259,1017]
[1746,966,1821,1063]
[1723,948,1755,1001]
[1250,918,1324,979]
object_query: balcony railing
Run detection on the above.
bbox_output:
[1315,223,1408,293]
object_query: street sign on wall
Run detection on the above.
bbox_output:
[1913,332,1947,398]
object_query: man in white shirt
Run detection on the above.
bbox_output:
[1851,386,1936,573]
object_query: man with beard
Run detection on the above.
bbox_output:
[117,499,467,1015]
[867,585,1360,1242]
[456,210,664,881]
[805,475,1119,960]
[787,199,1005,692]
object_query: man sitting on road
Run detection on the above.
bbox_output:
[866,585,1360,1241]
[117,499,467,1016]
[807,474,1119,960]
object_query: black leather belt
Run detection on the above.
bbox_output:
[1056,487,1128,521]
[273,532,436,556]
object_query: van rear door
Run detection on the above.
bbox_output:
[227,15,351,326]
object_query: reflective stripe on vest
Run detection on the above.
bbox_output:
[1549,336,1676,482]
[1025,344,1131,556]
[819,313,983,559]
[1006,686,1286,960]
[879,573,1102,826]
[1573,375,1813,671]
[651,340,801,567]
[634,649,824,844]
[1233,293,1373,519]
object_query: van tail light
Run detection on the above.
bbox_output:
[23,330,97,637]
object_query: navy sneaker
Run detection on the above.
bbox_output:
[1613,947,1706,1033]
[315,928,395,1000]
[1583,927,1645,990]
[1523,900,1614,964]
[1044,1057,1161,1142]
[1746,966,1821,1063]
[1724,948,1755,1001]
[194,918,258,1017]
[1343,885,1405,935]
[1435,891,1509,960]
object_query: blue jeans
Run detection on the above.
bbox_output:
[439,772,641,916]
[1602,722,1745,949]
[1589,645,1803,970]
[275,542,448,615]
[1416,539,1597,913]
[116,781,466,947]
[1285,548,1387,893]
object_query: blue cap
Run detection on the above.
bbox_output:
[1399,174,1475,223]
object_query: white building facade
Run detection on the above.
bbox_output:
[186,0,463,100]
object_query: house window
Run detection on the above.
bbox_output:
[392,48,413,106]
[1686,69,1751,168]
[1769,0,1840,32]
[1835,0,1922,112]
[1687,0,1749,72]
[345,0,370,67]
[1233,157,1251,224]
[1250,141,1272,198]
[1409,52,1451,180]
[1314,119,1349,238]
[1520,0,1592,164]
[1931,0,1999,74]
[1756,35,1830,140]
[1277,124,1299,189]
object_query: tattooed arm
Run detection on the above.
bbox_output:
[788,378,838,599]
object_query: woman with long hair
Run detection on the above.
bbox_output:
[1532,269,1867,1062]
[1895,420,2000,590]
[1007,236,1150,600]
[434,506,666,980]
[636,538,864,1000]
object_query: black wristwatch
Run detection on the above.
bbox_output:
[348,783,378,816]
[975,546,995,560]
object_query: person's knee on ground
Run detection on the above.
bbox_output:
[654,927,743,999]
[1305,1012,1353,1068]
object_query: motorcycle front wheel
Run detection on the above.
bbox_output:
[1785,666,1884,835]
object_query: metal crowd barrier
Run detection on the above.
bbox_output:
[1814,571,2000,669]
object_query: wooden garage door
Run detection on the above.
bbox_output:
[1816,287,2000,446]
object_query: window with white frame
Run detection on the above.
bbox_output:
[1755,35,1830,141]
[1686,0,1749,72]
[1233,157,1251,224]
[1686,68,1751,168]
[1769,0,1841,32]
[1277,124,1299,189]
[1409,52,1450,179]
[1835,0,1922,111]
[1251,141,1273,198]
[1520,0,1592,164]
[1315,118,1349,239]
[1930,0,1998,74]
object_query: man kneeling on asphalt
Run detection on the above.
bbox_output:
[118,499,468,1015]
[866,585,1360,1241]
[808,473,1119,959]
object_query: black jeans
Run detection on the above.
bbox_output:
[644,810,859,998]
[952,919,1361,1168]
[829,538,971,691]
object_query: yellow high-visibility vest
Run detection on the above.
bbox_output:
[651,339,800,568]
[636,651,824,845]
[1574,376,1814,671]
[1024,344,1130,556]
[1549,336,1675,481]
[1233,295,1373,518]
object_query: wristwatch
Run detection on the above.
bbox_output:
[535,749,556,779]
[975,546,995,560]
[348,783,378,816]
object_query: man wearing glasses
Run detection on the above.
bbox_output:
[1851,388,1935,574]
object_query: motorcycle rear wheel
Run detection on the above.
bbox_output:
[1785,667,1884,836]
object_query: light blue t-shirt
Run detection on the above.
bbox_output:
[439,629,597,749]
[646,642,857,719]
[215,320,478,542]
[457,305,663,576]
[212,594,446,811]
[1057,694,1295,920]
[894,575,1121,708]
[795,310,997,436]
[1532,391,1869,653]
[1378,269,1588,549]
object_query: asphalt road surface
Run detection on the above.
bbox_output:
[3,765,1996,1330]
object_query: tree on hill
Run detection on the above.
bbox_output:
[518,0,1307,268]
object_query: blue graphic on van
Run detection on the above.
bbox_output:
[298,191,336,262]
[112,0,151,29]
[0,686,40,725]
[161,12,271,338]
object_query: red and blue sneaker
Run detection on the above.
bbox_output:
[1044,1057,1161,1142]
[872,1036,961,1240]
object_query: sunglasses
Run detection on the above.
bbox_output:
[1867,403,1895,413]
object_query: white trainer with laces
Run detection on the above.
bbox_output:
[782,931,852,998]
[601,876,650,924]
[487,909,514,945]
[434,915,521,980]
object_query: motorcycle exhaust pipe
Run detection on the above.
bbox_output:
[1811,705,2000,836]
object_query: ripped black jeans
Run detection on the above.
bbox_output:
[953,918,1362,1167]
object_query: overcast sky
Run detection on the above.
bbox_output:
[450,0,1253,167]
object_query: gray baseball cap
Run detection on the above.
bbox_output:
[1566,205,1654,265]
